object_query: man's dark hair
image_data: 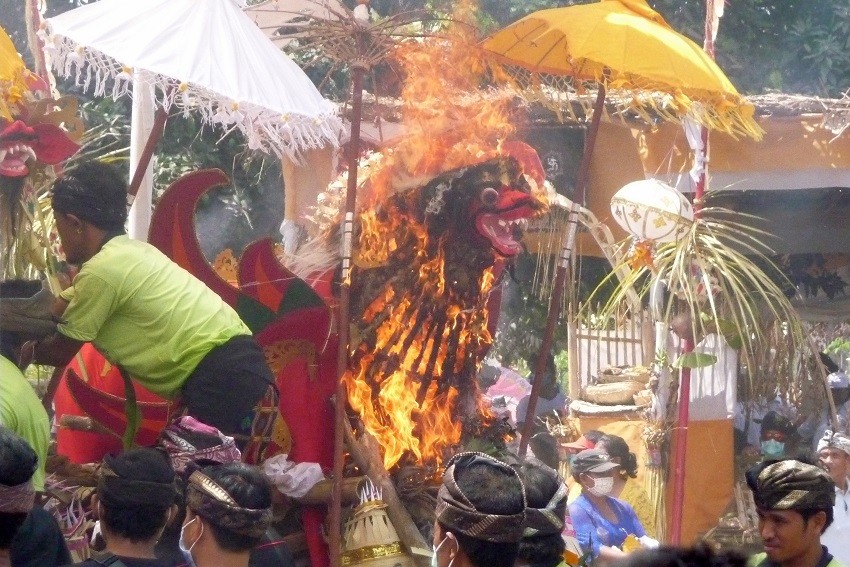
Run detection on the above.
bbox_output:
[529,432,560,471]
[202,463,272,552]
[100,502,170,543]
[51,161,128,231]
[0,427,37,548]
[597,434,639,478]
[98,448,176,543]
[0,279,43,362]
[514,462,565,567]
[800,506,834,533]
[438,460,525,567]
[0,427,37,487]
[617,543,746,567]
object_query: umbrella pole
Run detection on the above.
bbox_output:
[329,63,366,567]
[671,2,719,541]
[127,105,168,202]
[519,84,606,457]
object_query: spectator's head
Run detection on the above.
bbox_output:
[746,459,835,565]
[828,370,850,407]
[596,434,639,479]
[433,452,526,567]
[0,427,37,549]
[570,449,619,498]
[477,364,501,390]
[180,463,272,565]
[95,448,178,546]
[817,431,850,487]
[528,432,560,471]
[526,354,559,398]
[50,161,127,264]
[513,459,567,567]
[758,411,796,458]
[614,543,746,567]
[820,352,841,375]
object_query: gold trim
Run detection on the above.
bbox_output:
[341,542,405,566]
[188,471,237,505]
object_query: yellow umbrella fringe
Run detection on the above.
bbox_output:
[489,63,764,140]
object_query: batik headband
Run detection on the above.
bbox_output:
[435,452,526,543]
[523,464,567,537]
[817,430,850,457]
[0,479,34,514]
[185,471,271,539]
[747,460,835,511]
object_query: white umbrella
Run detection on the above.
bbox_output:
[43,0,343,237]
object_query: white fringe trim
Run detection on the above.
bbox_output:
[43,30,344,161]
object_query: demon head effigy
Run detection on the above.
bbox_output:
[341,150,547,470]
[0,25,81,277]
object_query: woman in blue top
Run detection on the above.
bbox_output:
[568,449,646,564]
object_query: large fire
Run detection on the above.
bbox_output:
[332,4,549,470]
[344,154,545,469]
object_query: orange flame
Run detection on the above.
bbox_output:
[363,1,518,206]
[342,3,531,470]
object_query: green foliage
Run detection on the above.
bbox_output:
[491,253,613,377]
[649,0,850,96]
[492,253,567,369]
[673,352,717,369]
[826,337,850,367]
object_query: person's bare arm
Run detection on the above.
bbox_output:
[21,333,84,368]
[597,545,628,563]
[51,297,69,320]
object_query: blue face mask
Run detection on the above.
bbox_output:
[761,439,785,458]
[179,517,202,567]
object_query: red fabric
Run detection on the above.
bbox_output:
[255,308,337,567]
[54,344,168,463]
[302,507,329,567]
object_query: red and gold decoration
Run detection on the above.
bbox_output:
[0,24,82,278]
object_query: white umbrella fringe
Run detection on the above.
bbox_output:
[44,33,344,161]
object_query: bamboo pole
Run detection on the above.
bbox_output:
[520,83,606,457]
[329,62,366,567]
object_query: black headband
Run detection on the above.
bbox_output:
[98,461,177,509]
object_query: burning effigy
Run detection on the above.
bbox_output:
[289,17,549,470]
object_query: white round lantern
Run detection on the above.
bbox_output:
[610,179,694,243]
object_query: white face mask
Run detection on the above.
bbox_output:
[431,532,457,567]
[587,476,614,497]
[179,516,203,567]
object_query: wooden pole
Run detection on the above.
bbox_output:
[670,2,717,544]
[329,62,366,567]
[127,105,168,201]
[519,84,606,457]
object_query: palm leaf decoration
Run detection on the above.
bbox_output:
[588,202,817,406]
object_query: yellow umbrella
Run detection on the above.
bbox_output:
[483,0,761,139]
[0,26,30,121]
